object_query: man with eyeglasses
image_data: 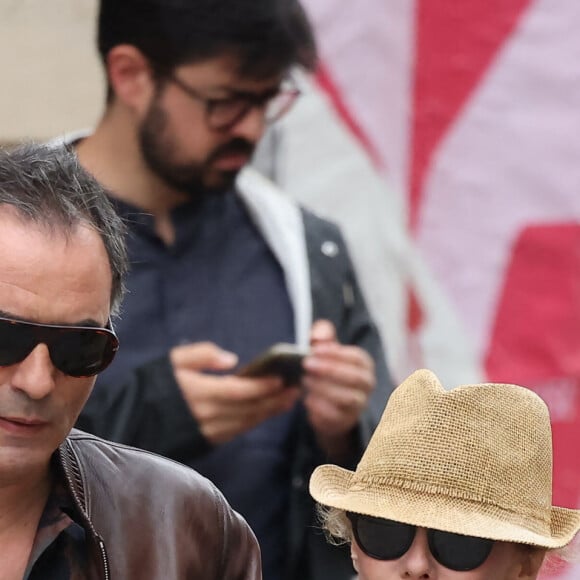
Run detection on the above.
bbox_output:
[65,1,393,579]
[0,144,260,579]
[311,369,580,579]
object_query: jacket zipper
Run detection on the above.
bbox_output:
[59,445,111,580]
[97,538,111,580]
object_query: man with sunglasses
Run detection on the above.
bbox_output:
[63,0,393,579]
[0,144,260,578]
[310,369,580,579]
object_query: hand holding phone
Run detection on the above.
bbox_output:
[237,343,309,385]
[170,341,301,445]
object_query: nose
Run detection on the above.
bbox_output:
[10,343,57,400]
[398,528,433,578]
[230,104,267,144]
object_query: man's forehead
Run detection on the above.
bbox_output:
[0,203,87,240]
[0,214,112,325]
[0,206,108,278]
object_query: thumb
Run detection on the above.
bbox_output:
[170,342,238,372]
[310,319,337,344]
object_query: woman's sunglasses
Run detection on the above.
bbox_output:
[0,316,119,377]
[348,513,494,572]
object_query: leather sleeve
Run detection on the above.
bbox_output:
[76,356,212,462]
[213,487,263,580]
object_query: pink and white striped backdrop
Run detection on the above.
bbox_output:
[301,1,580,576]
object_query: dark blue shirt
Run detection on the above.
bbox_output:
[98,191,296,580]
[26,463,87,580]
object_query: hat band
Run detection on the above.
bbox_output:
[352,475,552,530]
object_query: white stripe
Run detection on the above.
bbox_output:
[301,0,416,194]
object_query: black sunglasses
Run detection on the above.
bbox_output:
[166,74,301,131]
[348,513,494,572]
[0,316,119,378]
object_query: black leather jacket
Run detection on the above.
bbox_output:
[57,430,262,579]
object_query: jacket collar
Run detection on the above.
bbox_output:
[56,436,110,580]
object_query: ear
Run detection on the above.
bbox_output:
[516,548,546,579]
[106,45,156,114]
[350,543,360,573]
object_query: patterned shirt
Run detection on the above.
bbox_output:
[24,468,88,580]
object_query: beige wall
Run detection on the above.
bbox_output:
[0,0,102,141]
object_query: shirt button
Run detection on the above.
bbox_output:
[321,240,339,258]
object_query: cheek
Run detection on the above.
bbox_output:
[160,101,219,160]
[351,542,399,580]
[57,377,95,424]
[469,543,527,580]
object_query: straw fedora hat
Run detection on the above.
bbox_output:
[310,369,580,548]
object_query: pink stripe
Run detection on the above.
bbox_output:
[410,0,532,229]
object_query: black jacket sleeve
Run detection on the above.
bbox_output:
[301,207,394,446]
[76,355,212,462]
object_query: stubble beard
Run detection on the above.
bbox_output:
[138,98,255,197]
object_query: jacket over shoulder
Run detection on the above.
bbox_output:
[58,430,262,580]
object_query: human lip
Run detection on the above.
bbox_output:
[0,416,49,435]
[212,152,250,170]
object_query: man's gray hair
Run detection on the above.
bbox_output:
[0,144,128,315]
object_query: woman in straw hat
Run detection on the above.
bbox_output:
[309,369,580,579]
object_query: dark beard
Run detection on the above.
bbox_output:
[138,98,255,197]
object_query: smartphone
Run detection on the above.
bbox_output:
[237,343,309,385]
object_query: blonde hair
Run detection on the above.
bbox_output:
[316,505,352,545]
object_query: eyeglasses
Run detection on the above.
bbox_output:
[0,317,119,378]
[348,513,494,572]
[166,74,301,131]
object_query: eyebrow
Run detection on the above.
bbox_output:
[0,310,105,328]
[194,81,282,100]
